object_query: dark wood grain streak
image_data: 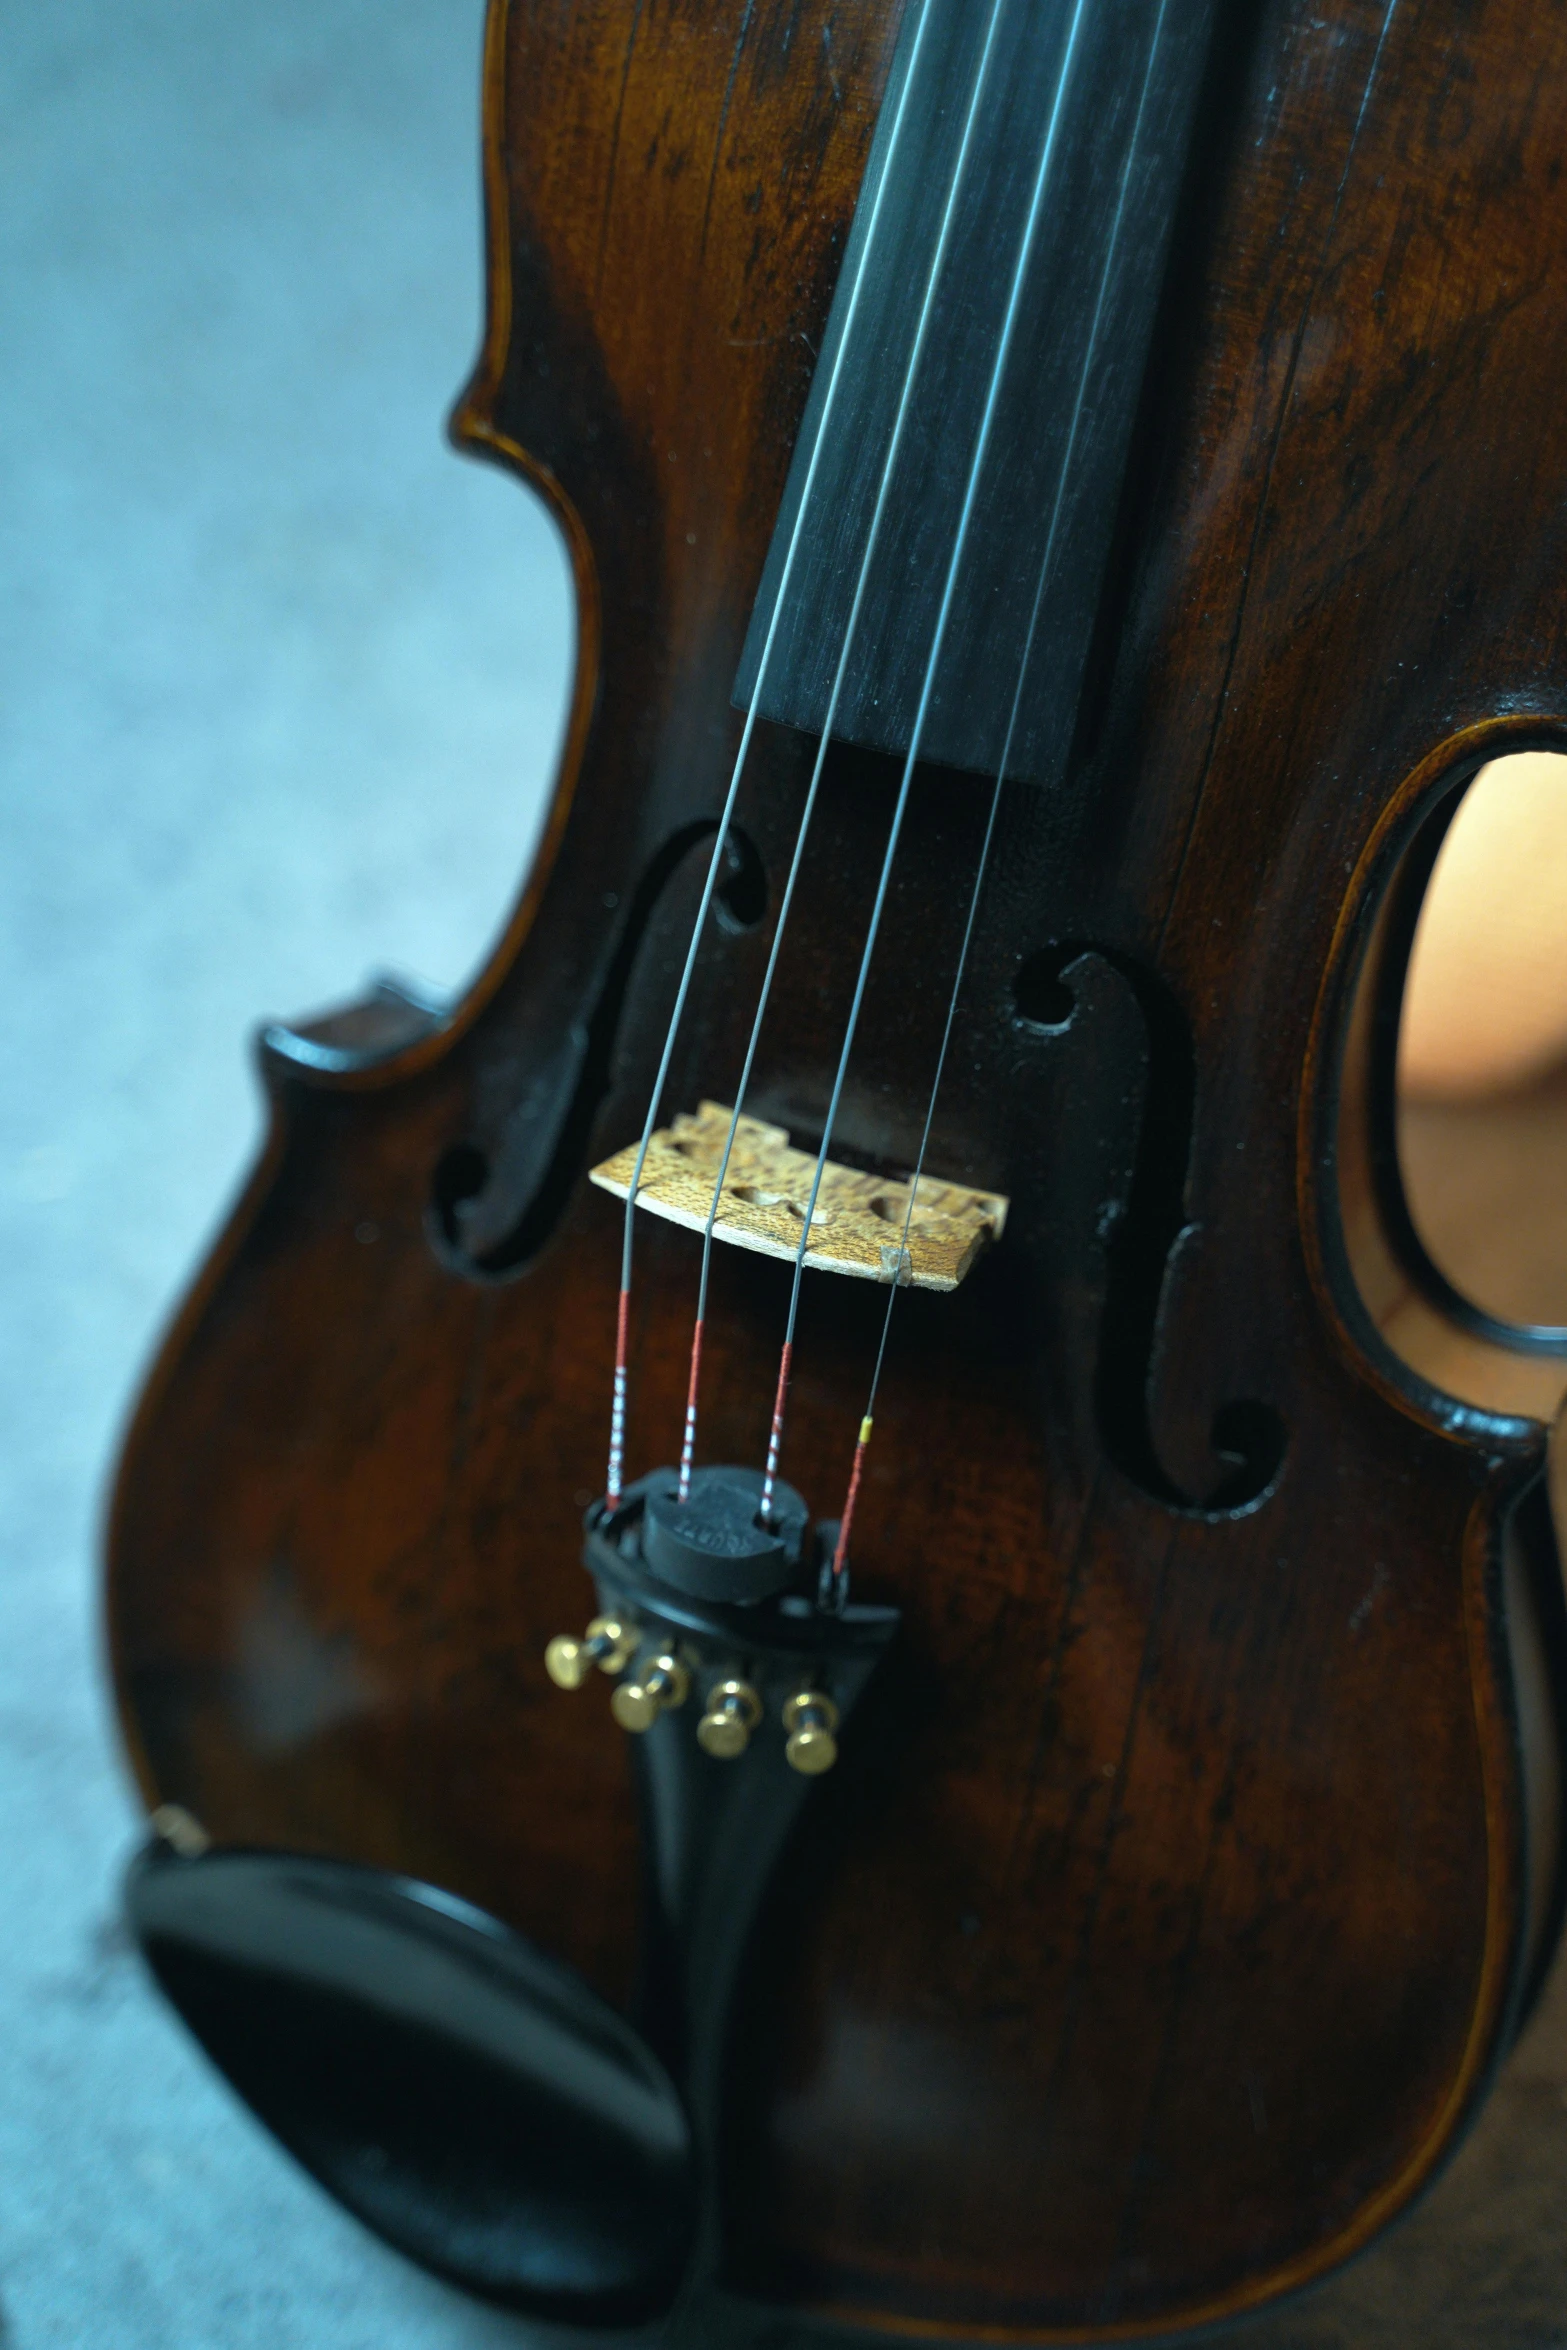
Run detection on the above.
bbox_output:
[107,0,1567,2337]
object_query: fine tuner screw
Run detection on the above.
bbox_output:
[611,1652,691,1734]
[545,1615,638,1691]
[782,1689,840,1776]
[697,1678,763,1760]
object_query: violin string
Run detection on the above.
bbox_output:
[831,0,1176,1583]
[759,0,1094,1526]
[604,0,939,1510]
[676,0,1012,1503]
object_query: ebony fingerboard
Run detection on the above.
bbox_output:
[733,0,1221,788]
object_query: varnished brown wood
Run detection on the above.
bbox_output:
[107,0,1567,2338]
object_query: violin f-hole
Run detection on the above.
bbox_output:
[1017,942,1286,1518]
[429,821,767,1281]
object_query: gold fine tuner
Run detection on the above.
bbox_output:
[783,1689,840,1776]
[611,1653,691,1734]
[545,1615,638,1691]
[697,1678,763,1760]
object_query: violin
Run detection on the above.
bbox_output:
[107,0,1567,2337]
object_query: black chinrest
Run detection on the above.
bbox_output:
[126,1844,695,2327]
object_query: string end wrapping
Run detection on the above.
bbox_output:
[605,1288,631,1512]
[676,1319,704,1501]
[758,1341,794,1522]
[831,1417,873,1590]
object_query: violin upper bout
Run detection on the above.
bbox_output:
[448,0,904,573]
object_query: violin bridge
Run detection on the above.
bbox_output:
[589,1101,1007,1291]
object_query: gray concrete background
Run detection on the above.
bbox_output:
[1,3,565,2342]
[2,2,1565,2345]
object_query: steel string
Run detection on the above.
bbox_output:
[675,0,1012,1501]
[831,0,1178,1583]
[603,0,940,1508]
[758,0,1095,1526]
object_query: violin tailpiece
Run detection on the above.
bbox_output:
[588,1100,1007,1290]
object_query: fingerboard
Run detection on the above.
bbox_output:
[733,0,1220,787]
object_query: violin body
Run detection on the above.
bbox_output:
[110,0,1567,2337]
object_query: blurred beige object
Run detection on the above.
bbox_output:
[589,1100,1008,1290]
[1401,752,1567,1100]
[1400,1067,1567,1358]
